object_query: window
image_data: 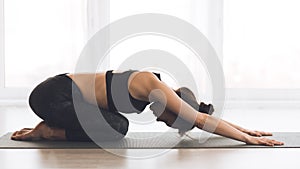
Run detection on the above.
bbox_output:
[223,0,300,89]
[109,0,222,101]
[0,0,109,100]
[4,0,85,88]
[109,0,195,88]
[1,0,222,100]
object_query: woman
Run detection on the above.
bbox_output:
[11,70,283,146]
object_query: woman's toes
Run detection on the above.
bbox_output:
[11,129,41,141]
[10,122,65,141]
[14,131,40,141]
[11,131,18,137]
[11,132,25,140]
[11,131,19,140]
[17,130,31,135]
[21,128,33,131]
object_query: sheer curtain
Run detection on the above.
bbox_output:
[189,0,223,102]
[1,0,222,103]
[108,0,223,131]
[109,0,223,102]
[191,0,223,60]
[0,0,109,100]
[83,0,110,72]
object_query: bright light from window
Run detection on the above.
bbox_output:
[223,0,300,88]
[4,0,84,87]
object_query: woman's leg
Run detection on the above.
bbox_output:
[11,103,129,142]
[12,74,129,141]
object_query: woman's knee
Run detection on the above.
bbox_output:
[28,83,52,121]
[112,113,129,137]
[104,114,129,140]
[117,116,129,136]
[100,109,129,137]
[28,86,42,113]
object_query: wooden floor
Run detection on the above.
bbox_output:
[1,105,300,169]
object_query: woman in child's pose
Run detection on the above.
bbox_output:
[11,70,283,146]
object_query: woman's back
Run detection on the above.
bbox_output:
[67,72,108,109]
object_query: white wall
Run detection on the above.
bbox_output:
[0,0,4,88]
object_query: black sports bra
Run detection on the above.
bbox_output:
[106,70,161,113]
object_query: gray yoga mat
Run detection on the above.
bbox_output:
[0,132,299,149]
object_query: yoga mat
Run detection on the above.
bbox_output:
[0,132,299,149]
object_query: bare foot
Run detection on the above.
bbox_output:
[11,121,66,141]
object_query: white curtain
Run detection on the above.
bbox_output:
[85,0,109,40]
[0,0,111,99]
[79,0,110,72]
[0,0,223,102]
[191,0,223,61]
[188,0,224,102]
[105,0,223,103]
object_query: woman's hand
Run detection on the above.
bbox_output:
[245,136,284,146]
[222,120,273,137]
[241,129,273,137]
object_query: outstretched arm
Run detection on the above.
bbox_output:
[197,114,283,146]
[222,119,272,137]
[130,72,283,146]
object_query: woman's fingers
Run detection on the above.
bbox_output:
[260,138,284,146]
[271,139,284,145]
[250,131,262,137]
[257,131,273,136]
[247,136,284,146]
[246,130,273,137]
[244,130,262,137]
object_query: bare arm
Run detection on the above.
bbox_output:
[196,114,283,145]
[131,72,284,146]
[154,84,283,146]
[222,119,273,137]
[149,79,283,146]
